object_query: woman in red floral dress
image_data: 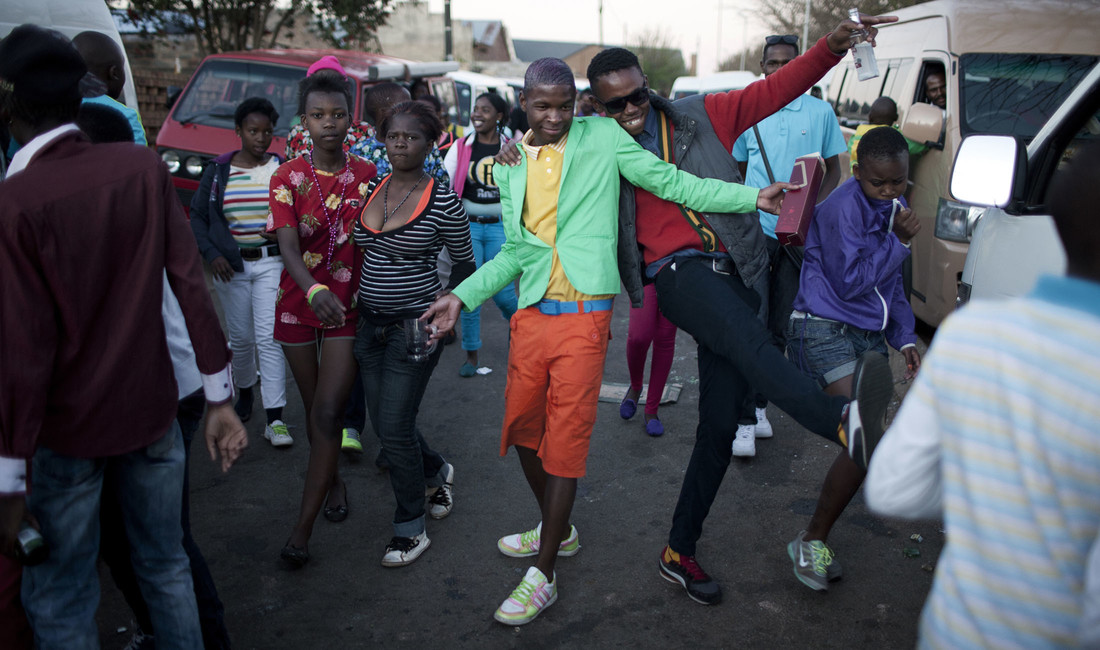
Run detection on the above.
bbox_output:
[268,69,376,567]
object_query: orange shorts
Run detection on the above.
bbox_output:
[500,306,613,478]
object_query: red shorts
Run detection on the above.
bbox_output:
[500,306,612,478]
[273,311,357,345]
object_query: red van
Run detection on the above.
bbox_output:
[156,48,459,210]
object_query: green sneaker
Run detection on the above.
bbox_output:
[341,428,363,454]
[497,523,580,558]
[493,566,557,626]
[787,530,836,591]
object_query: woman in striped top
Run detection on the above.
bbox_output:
[189,98,287,434]
[352,101,474,567]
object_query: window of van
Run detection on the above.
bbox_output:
[960,53,1099,140]
[834,63,883,127]
[174,60,302,137]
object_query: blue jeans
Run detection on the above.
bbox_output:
[354,319,447,538]
[461,220,518,352]
[23,424,201,650]
[786,314,888,387]
[100,391,231,649]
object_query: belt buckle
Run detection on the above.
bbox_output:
[711,258,730,275]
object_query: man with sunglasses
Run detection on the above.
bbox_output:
[581,12,896,606]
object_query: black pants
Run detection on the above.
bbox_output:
[100,390,231,649]
[655,257,847,556]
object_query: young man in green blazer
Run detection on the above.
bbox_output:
[424,57,793,626]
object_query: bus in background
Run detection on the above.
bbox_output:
[156,49,457,211]
[447,70,517,136]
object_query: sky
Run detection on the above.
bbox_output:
[426,0,773,76]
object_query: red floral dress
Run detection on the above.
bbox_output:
[268,154,376,329]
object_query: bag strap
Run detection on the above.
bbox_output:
[753,125,776,185]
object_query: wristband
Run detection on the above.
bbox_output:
[307,283,330,304]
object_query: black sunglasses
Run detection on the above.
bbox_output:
[600,85,650,114]
[765,34,800,47]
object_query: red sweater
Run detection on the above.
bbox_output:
[636,36,842,266]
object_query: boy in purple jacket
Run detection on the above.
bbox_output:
[783,126,922,591]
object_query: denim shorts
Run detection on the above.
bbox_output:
[785,313,887,388]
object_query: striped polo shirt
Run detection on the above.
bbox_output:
[867,275,1100,648]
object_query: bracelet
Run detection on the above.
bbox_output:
[306,283,330,304]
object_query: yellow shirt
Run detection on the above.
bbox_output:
[520,130,614,302]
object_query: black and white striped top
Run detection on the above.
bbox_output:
[353,176,475,321]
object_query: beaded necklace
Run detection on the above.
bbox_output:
[306,153,350,268]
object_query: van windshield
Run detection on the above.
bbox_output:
[960,53,1098,140]
[173,59,305,136]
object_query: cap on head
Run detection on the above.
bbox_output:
[524,58,575,95]
[307,55,347,79]
[0,24,87,105]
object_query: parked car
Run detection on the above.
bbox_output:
[828,0,1100,325]
[953,61,1100,308]
[156,48,457,210]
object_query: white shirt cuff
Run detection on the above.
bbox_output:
[900,343,917,351]
[0,456,28,495]
[201,364,234,405]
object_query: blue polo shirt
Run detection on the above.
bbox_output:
[732,94,845,238]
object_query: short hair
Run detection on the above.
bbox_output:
[1047,140,1100,273]
[524,58,575,95]
[586,47,641,87]
[297,70,352,116]
[0,91,80,131]
[868,97,899,125]
[379,100,442,143]
[76,102,133,143]
[234,97,278,128]
[476,91,509,127]
[418,94,443,112]
[856,125,908,165]
[365,82,411,123]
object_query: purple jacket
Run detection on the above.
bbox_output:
[792,177,918,350]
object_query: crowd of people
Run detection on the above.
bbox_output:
[0,8,1097,649]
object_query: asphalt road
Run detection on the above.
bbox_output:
[97,290,940,649]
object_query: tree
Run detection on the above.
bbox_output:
[629,28,688,97]
[757,0,931,49]
[717,49,762,75]
[112,0,393,56]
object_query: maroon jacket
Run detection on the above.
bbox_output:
[0,132,230,460]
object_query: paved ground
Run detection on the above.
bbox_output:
[97,291,940,649]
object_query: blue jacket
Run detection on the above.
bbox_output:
[189,151,283,272]
[793,177,918,349]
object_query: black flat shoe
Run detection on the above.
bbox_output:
[280,542,309,568]
[324,482,348,522]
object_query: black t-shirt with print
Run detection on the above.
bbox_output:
[461,139,501,205]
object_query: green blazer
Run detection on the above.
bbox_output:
[452,116,762,310]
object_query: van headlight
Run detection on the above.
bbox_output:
[161,150,180,174]
[935,199,984,243]
[185,156,204,177]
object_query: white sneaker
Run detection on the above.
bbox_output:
[263,420,293,447]
[493,566,558,626]
[428,462,454,520]
[731,424,756,457]
[754,407,773,438]
[381,532,431,567]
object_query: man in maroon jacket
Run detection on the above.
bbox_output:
[0,25,246,647]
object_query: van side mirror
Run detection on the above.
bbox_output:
[900,103,944,150]
[166,86,182,110]
[950,135,1019,208]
